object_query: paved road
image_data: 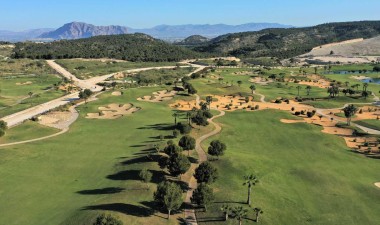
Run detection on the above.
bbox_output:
[1,61,204,128]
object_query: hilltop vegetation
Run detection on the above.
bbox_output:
[13,33,203,62]
[194,21,380,59]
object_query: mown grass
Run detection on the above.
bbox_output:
[0,121,59,144]
[0,86,195,225]
[355,119,380,131]
[197,109,380,225]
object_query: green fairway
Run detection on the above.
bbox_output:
[55,59,179,79]
[355,119,380,131]
[0,121,59,144]
[0,87,188,225]
[196,109,380,225]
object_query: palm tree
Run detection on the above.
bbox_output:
[305,85,311,95]
[344,81,350,87]
[237,80,242,87]
[363,83,369,92]
[314,67,318,74]
[233,206,248,225]
[296,86,301,96]
[218,77,223,84]
[243,174,259,205]
[220,204,232,221]
[253,207,264,223]
[28,91,33,98]
[206,96,213,110]
[249,85,256,95]
[172,112,179,125]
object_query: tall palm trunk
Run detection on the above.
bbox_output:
[247,185,251,205]
[167,209,171,220]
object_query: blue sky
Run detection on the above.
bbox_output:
[1,0,380,31]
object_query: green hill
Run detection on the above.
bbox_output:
[13,33,202,62]
[194,21,380,59]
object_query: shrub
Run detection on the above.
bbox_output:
[93,214,123,225]
[176,122,191,134]
[294,111,301,116]
[255,105,259,110]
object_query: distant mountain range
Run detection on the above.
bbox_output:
[128,23,293,40]
[0,28,54,42]
[0,22,292,42]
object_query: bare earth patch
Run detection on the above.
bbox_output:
[111,91,122,96]
[15,81,32,85]
[86,103,140,119]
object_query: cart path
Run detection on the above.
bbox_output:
[184,98,225,225]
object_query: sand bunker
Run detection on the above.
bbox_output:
[16,81,32,85]
[86,103,140,119]
[112,91,122,96]
[375,182,380,188]
[249,77,273,85]
[137,90,177,102]
[38,111,76,129]
[170,100,198,111]
[280,119,305,124]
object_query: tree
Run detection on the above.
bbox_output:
[28,91,33,98]
[172,112,179,125]
[233,206,248,225]
[220,204,232,221]
[343,104,358,125]
[207,140,226,159]
[139,169,152,189]
[79,89,93,103]
[93,214,123,225]
[0,120,7,131]
[314,67,318,74]
[190,183,214,211]
[206,96,213,110]
[178,135,195,156]
[253,207,264,223]
[154,181,183,219]
[243,174,259,205]
[249,84,256,95]
[305,85,311,95]
[167,154,191,177]
[194,161,218,184]
[164,142,182,156]
[237,80,242,87]
[296,85,301,96]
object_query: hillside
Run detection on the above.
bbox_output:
[13,33,202,62]
[194,21,380,59]
[176,35,209,46]
[39,22,128,40]
[301,36,380,56]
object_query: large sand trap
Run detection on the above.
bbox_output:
[137,90,177,102]
[38,111,76,130]
[86,103,140,119]
[249,77,273,85]
[170,100,198,110]
[280,119,305,124]
[112,91,122,96]
[16,81,32,85]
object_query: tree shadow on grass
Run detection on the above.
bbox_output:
[120,155,160,166]
[187,156,198,164]
[137,123,174,131]
[82,203,153,217]
[76,187,125,195]
[107,169,167,184]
